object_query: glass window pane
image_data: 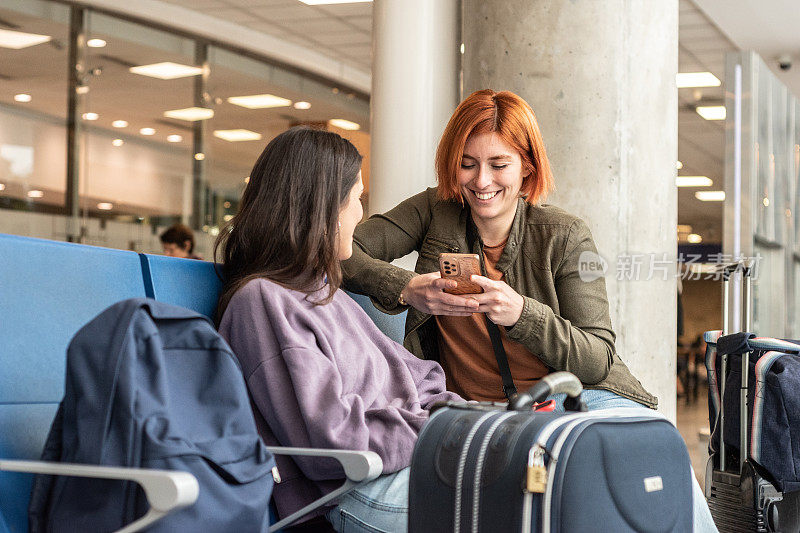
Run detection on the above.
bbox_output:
[755,67,774,240]
[81,11,196,250]
[0,0,69,233]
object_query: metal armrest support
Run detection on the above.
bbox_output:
[264,447,382,532]
[0,460,198,533]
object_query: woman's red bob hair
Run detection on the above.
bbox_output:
[435,89,554,205]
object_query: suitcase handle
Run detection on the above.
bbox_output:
[508,372,585,412]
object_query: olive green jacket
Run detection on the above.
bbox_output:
[342,187,657,408]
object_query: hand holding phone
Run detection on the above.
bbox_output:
[439,253,484,295]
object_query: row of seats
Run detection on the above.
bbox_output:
[0,233,406,532]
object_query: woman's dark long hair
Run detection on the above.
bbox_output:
[215,126,362,323]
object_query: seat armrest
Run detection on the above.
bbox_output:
[264,448,382,532]
[0,460,198,533]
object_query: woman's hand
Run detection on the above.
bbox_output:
[468,275,525,327]
[400,273,480,316]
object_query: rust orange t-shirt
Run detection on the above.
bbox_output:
[435,240,549,401]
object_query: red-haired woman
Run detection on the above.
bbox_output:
[343,90,716,529]
[344,89,654,409]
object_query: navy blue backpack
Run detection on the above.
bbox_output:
[28,298,275,532]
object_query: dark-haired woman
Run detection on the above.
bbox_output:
[216,126,462,532]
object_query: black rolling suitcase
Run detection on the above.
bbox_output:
[704,264,800,532]
[409,372,693,533]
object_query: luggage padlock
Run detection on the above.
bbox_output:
[526,445,547,493]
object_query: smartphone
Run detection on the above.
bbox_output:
[439,253,484,295]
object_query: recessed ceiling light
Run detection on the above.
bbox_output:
[299,0,372,4]
[676,160,683,170]
[244,176,250,183]
[27,190,43,198]
[0,183,5,191]
[687,233,703,244]
[14,93,31,103]
[223,214,233,222]
[227,94,291,109]
[129,62,204,80]
[676,72,721,88]
[328,118,360,130]
[763,197,770,207]
[140,127,155,136]
[112,139,124,147]
[164,107,214,121]
[97,202,113,210]
[75,85,89,95]
[82,112,99,121]
[676,176,713,187]
[695,190,725,201]
[0,29,51,49]
[213,129,262,142]
[112,120,128,128]
[696,106,726,121]
[167,134,183,143]
[293,101,311,110]
[87,38,107,48]
[194,153,205,161]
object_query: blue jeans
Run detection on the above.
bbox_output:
[326,389,717,533]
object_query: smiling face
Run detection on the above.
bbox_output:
[457,132,525,240]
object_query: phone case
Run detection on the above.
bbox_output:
[439,253,484,295]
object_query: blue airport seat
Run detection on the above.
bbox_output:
[0,236,397,532]
[0,234,147,403]
[0,233,147,533]
[139,254,222,320]
[345,291,407,345]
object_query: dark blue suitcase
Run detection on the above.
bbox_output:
[409,373,693,532]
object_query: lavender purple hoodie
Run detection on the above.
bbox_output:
[218,278,462,521]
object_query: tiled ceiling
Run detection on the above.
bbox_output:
[160,0,373,71]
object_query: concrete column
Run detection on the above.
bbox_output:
[369,0,460,215]
[463,0,679,420]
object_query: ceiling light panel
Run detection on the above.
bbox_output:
[213,129,262,142]
[328,118,360,130]
[129,62,204,80]
[163,107,214,121]
[299,0,372,4]
[676,72,721,88]
[14,94,31,103]
[696,106,726,121]
[227,94,291,109]
[0,29,51,49]
[695,191,725,202]
[87,38,107,48]
[676,176,713,187]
